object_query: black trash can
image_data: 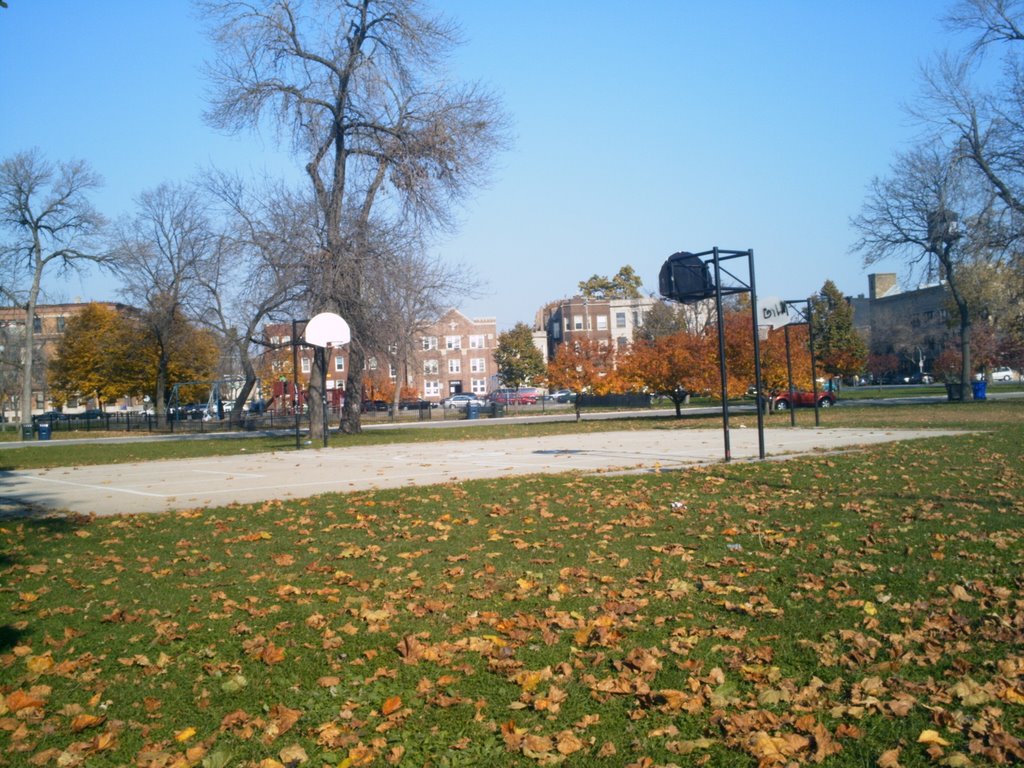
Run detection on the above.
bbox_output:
[21,424,34,440]
[971,380,987,400]
[490,402,504,418]
[945,383,963,402]
[37,422,51,440]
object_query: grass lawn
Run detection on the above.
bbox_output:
[1,401,1022,767]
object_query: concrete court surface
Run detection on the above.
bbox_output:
[0,426,964,518]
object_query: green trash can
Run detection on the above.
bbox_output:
[490,402,504,418]
[22,424,34,440]
[37,422,52,440]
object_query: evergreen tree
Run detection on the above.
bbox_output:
[493,323,545,390]
[810,280,868,381]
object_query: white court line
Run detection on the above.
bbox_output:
[19,474,168,498]
[191,469,265,478]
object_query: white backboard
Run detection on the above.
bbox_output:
[304,312,351,347]
[758,297,790,328]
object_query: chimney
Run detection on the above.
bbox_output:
[868,273,897,300]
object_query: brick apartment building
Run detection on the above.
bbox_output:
[849,272,954,377]
[260,308,499,407]
[534,295,658,362]
[0,302,133,418]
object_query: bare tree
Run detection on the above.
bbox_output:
[851,143,1006,398]
[637,299,710,341]
[376,246,480,412]
[0,149,107,433]
[917,2,1024,226]
[110,182,219,424]
[200,0,508,436]
[199,172,310,420]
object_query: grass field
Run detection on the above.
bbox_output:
[1,400,1022,767]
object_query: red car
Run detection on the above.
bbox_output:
[773,390,836,410]
[488,388,539,405]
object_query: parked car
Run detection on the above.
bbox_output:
[442,393,485,409]
[77,409,107,420]
[991,366,1019,382]
[361,399,388,412]
[773,390,836,410]
[544,388,576,403]
[32,410,66,423]
[399,399,433,410]
[487,388,539,405]
[904,372,934,385]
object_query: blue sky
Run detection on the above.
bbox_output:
[1,1,965,329]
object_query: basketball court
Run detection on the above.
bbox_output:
[0,426,963,518]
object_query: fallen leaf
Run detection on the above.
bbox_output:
[381,696,402,716]
[918,729,951,747]
[70,713,106,732]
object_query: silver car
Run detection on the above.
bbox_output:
[442,393,485,409]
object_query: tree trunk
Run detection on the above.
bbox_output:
[341,345,365,434]
[231,356,258,422]
[155,352,169,430]
[947,262,973,401]
[20,301,36,433]
[959,314,972,401]
[309,350,325,443]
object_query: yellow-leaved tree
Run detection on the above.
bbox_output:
[50,303,220,409]
[49,303,128,407]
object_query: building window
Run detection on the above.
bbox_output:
[57,316,66,332]
[470,357,486,373]
[422,336,438,351]
[368,357,378,370]
[424,359,439,375]
[389,363,397,378]
[33,316,42,333]
[573,315,583,330]
[445,335,461,350]
[335,356,345,372]
[301,357,311,373]
[469,334,486,349]
[615,312,627,328]
[448,358,461,374]
[596,315,608,331]
[424,380,441,397]
[618,336,629,350]
[270,335,280,346]
[471,378,487,394]
[282,335,291,344]
[633,311,640,326]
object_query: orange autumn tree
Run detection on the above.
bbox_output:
[715,308,760,399]
[759,324,814,396]
[621,330,715,417]
[545,338,620,420]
